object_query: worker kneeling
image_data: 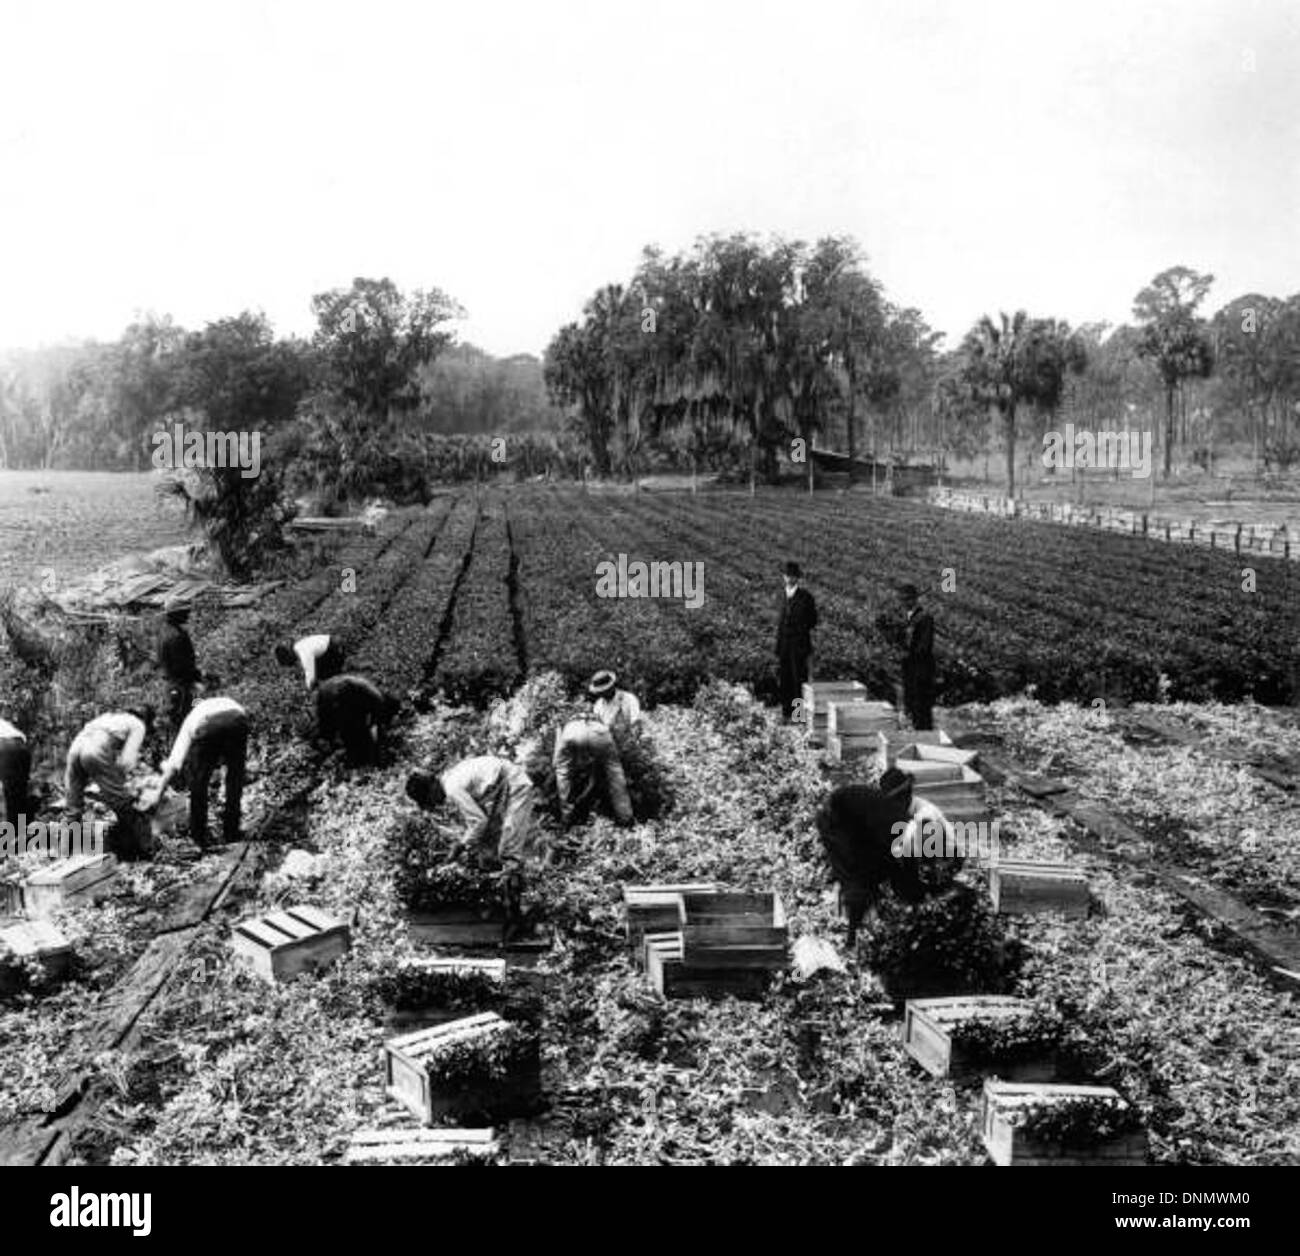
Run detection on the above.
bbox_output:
[405,756,547,942]
[143,696,249,849]
[554,714,633,830]
[315,674,400,767]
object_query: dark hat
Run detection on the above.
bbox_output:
[588,670,617,698]
[879,766,913,799]
[165,604,191,625]
[783,561,803,580]
[405,770,444,810]
[897,583,920,602]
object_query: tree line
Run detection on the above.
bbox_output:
[546,237,1300,493]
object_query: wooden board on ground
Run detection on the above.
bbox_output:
[345,1127,499,1164]
[981,1081,1147,1166]
[990,860,1090,918]
[23,853,119,916]
[902,996,1054,1082]
[230,903,351,982]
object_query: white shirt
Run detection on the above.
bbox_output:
[75,712,147,770]
[593,689,641,731]
[162,697,246,775]
[0,718,24,742]
[440,756,511,848]
[294,634,332,690]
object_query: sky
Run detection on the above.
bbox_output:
[0,0,1296,357]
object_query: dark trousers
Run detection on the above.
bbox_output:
[187,711,248,846]
[903,666,935,731]
[317,641,345,686]
[316,688,383,767]
[164,683,194,753]
[778,649,811,721]
[0,738,31,830]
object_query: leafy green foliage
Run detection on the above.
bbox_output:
[1010,1092,1144,1147]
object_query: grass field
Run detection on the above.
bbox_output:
[1,479,1297,1166]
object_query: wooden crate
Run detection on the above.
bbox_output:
[802,681,868,740]
[0,919,72,994]
[981,1081,1148,1166]
[896,742,979,771]
[827,701,897,737]
[623,882,719,957]
[875,729,955,769]
[990,861,1090,918]
[902,996,1054,1081]
[1,872,24,916]
[894,757,965,785]
[384,1013,541,1125]
[22,853,119,917]
[643,932,776,1000]
[910,766,987,811]
[230,904,351,982]
[645,890,789,998]
[344,1127,499,1165]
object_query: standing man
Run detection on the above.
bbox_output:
[158,604,202,742]
[0,715,32,832]
[146,696,249,849]
[775,560,818,723]
[898,583,936,732]
[276,634,346,692]
[588,670,642,735]
[405,756,545,941]
[314,674,400,767]
[65,706,155,857]
[553,714,634,829]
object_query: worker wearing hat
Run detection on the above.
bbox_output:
[588,670,642,735]
[157,601,203,741]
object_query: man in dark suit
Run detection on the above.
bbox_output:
[775,561,818,722]
[899,583,936,731]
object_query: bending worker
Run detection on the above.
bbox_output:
[276,633,346,692]
[314,674,400,767]
[405,756,544,941]
[553,712,633,829]
[0,715,32,832]
[65,706,155,857]
[145,696,250,849]
[157,604,202,739]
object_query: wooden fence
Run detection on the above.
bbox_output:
[927,487,1297,560]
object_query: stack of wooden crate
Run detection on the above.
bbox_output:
[894,750,990,828]
[637,888,789,999]
[801,680,869,746]
[623,882,719,957]
[825,701,899,765]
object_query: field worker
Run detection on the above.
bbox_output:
[816,767,952,947]
[554,714,633,829]
[0,715,32,831]
[157,603,203,737]
[775,560,818,723]
[275,633,346,692]
[145,696,249,849]
[405,757,545,940]
[65,706,155,850]
[588,670,642,735]
[315,673,400,767]
[898,583,936,731]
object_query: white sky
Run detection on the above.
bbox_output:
[0,0,1296,357]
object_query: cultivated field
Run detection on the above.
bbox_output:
[1,483,1298,1166]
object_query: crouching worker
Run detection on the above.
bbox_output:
[65,706,156,859]
[275,633,346,692]
[405,757,547,942]
[144,696,249,849]
[554,714,633,829]
[816,767,947,948]
[315,674,399,767]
